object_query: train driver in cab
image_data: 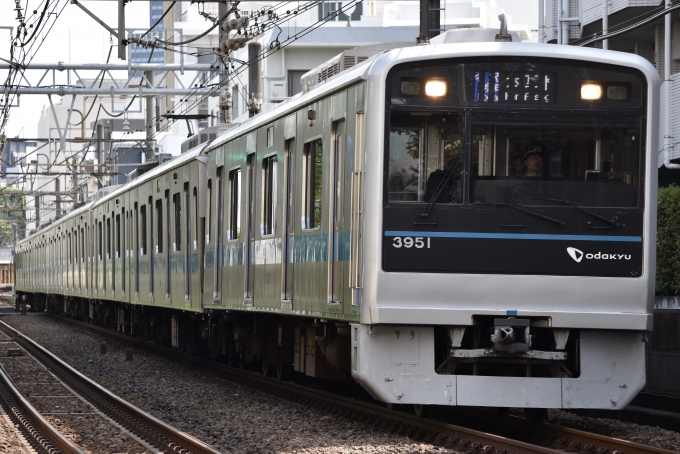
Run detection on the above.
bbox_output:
[524,145,544,177]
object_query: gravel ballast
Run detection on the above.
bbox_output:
[0,333,154,453]
[1,314,679,454]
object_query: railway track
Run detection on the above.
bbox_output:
[0,318,222,454]
[46,315,676,454]
[0,338,83,454]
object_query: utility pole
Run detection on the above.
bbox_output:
[164,1,175,127]
[145,70,155,162]
[219,1,231,123]
[118,0,126,60]
[418,0,441,43]
[247,42,262,117]
[34,196,39,228]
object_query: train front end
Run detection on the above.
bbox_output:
[351,43,658,409]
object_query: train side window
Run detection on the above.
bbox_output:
[207,179,212,244]
[303,139,323,229]
[140,205,147,256]
[116,214,121,258]
[262,156,277,236]
[106,218,111,260]
[173,192,181,251]
[155,199,163,254]
[98,221,102,260]
[228,169,241,240]
[149,197,155,292]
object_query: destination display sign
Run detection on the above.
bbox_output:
[473,71,556,104]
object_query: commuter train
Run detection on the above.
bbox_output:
[14,35,658,411]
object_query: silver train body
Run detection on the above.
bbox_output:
[15,42,658,409]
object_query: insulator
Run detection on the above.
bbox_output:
[219,41,229,53]
[223,16,248,31]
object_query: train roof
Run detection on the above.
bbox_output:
[15,146,208,249]
[206,42,659,154]
[15,42,659,251]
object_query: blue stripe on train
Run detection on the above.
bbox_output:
[383,231,642,242]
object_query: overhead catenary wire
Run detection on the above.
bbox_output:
[571,0,680,47]
[140,1,176,39]
[152,3,239,46]
[152,0,361,138]
[1,0,361,228]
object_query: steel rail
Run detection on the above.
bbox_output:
[53,316,677,454]
[0,319,223,454]
[536,423,676,454]
[0,363,85,454]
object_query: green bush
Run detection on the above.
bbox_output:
[657,184,680,294]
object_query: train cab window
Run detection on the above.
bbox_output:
[303,139,323,229]
[470,114,640,207]
[262,156,277,236]
[387,113,464,203]
[228,169,241,240]
[140,205,147,256]
[173,192,181,251]
[155,199,163,254]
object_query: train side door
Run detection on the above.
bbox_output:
[245,154,255,301]
[281,139,295,302]
[328,120,347,305]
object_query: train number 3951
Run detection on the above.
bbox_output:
[392,237,431,249]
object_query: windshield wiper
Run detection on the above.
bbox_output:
[527,197,620,228]
[473,203,566,227]
[419,155,462,218]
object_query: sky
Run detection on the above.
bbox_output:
[0,0,151,138]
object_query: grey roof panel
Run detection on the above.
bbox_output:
[286,26,420,46]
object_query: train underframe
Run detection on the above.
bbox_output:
[16,292,646,410]
[16,292,353,382]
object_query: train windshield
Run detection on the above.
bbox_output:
[387,113,641,207]
[388,113,464,203]
[470,114,640,208]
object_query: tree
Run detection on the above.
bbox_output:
[0,189,25,247]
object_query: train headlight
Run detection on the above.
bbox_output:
[425,80,447,97]
[581,83,602,100]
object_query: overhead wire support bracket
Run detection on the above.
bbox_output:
[69,0,118,38]
[47,94,76,152]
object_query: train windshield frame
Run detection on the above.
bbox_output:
[382,57,648,277]
[384,57,647,209]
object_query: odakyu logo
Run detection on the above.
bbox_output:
[566,247,631,263]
